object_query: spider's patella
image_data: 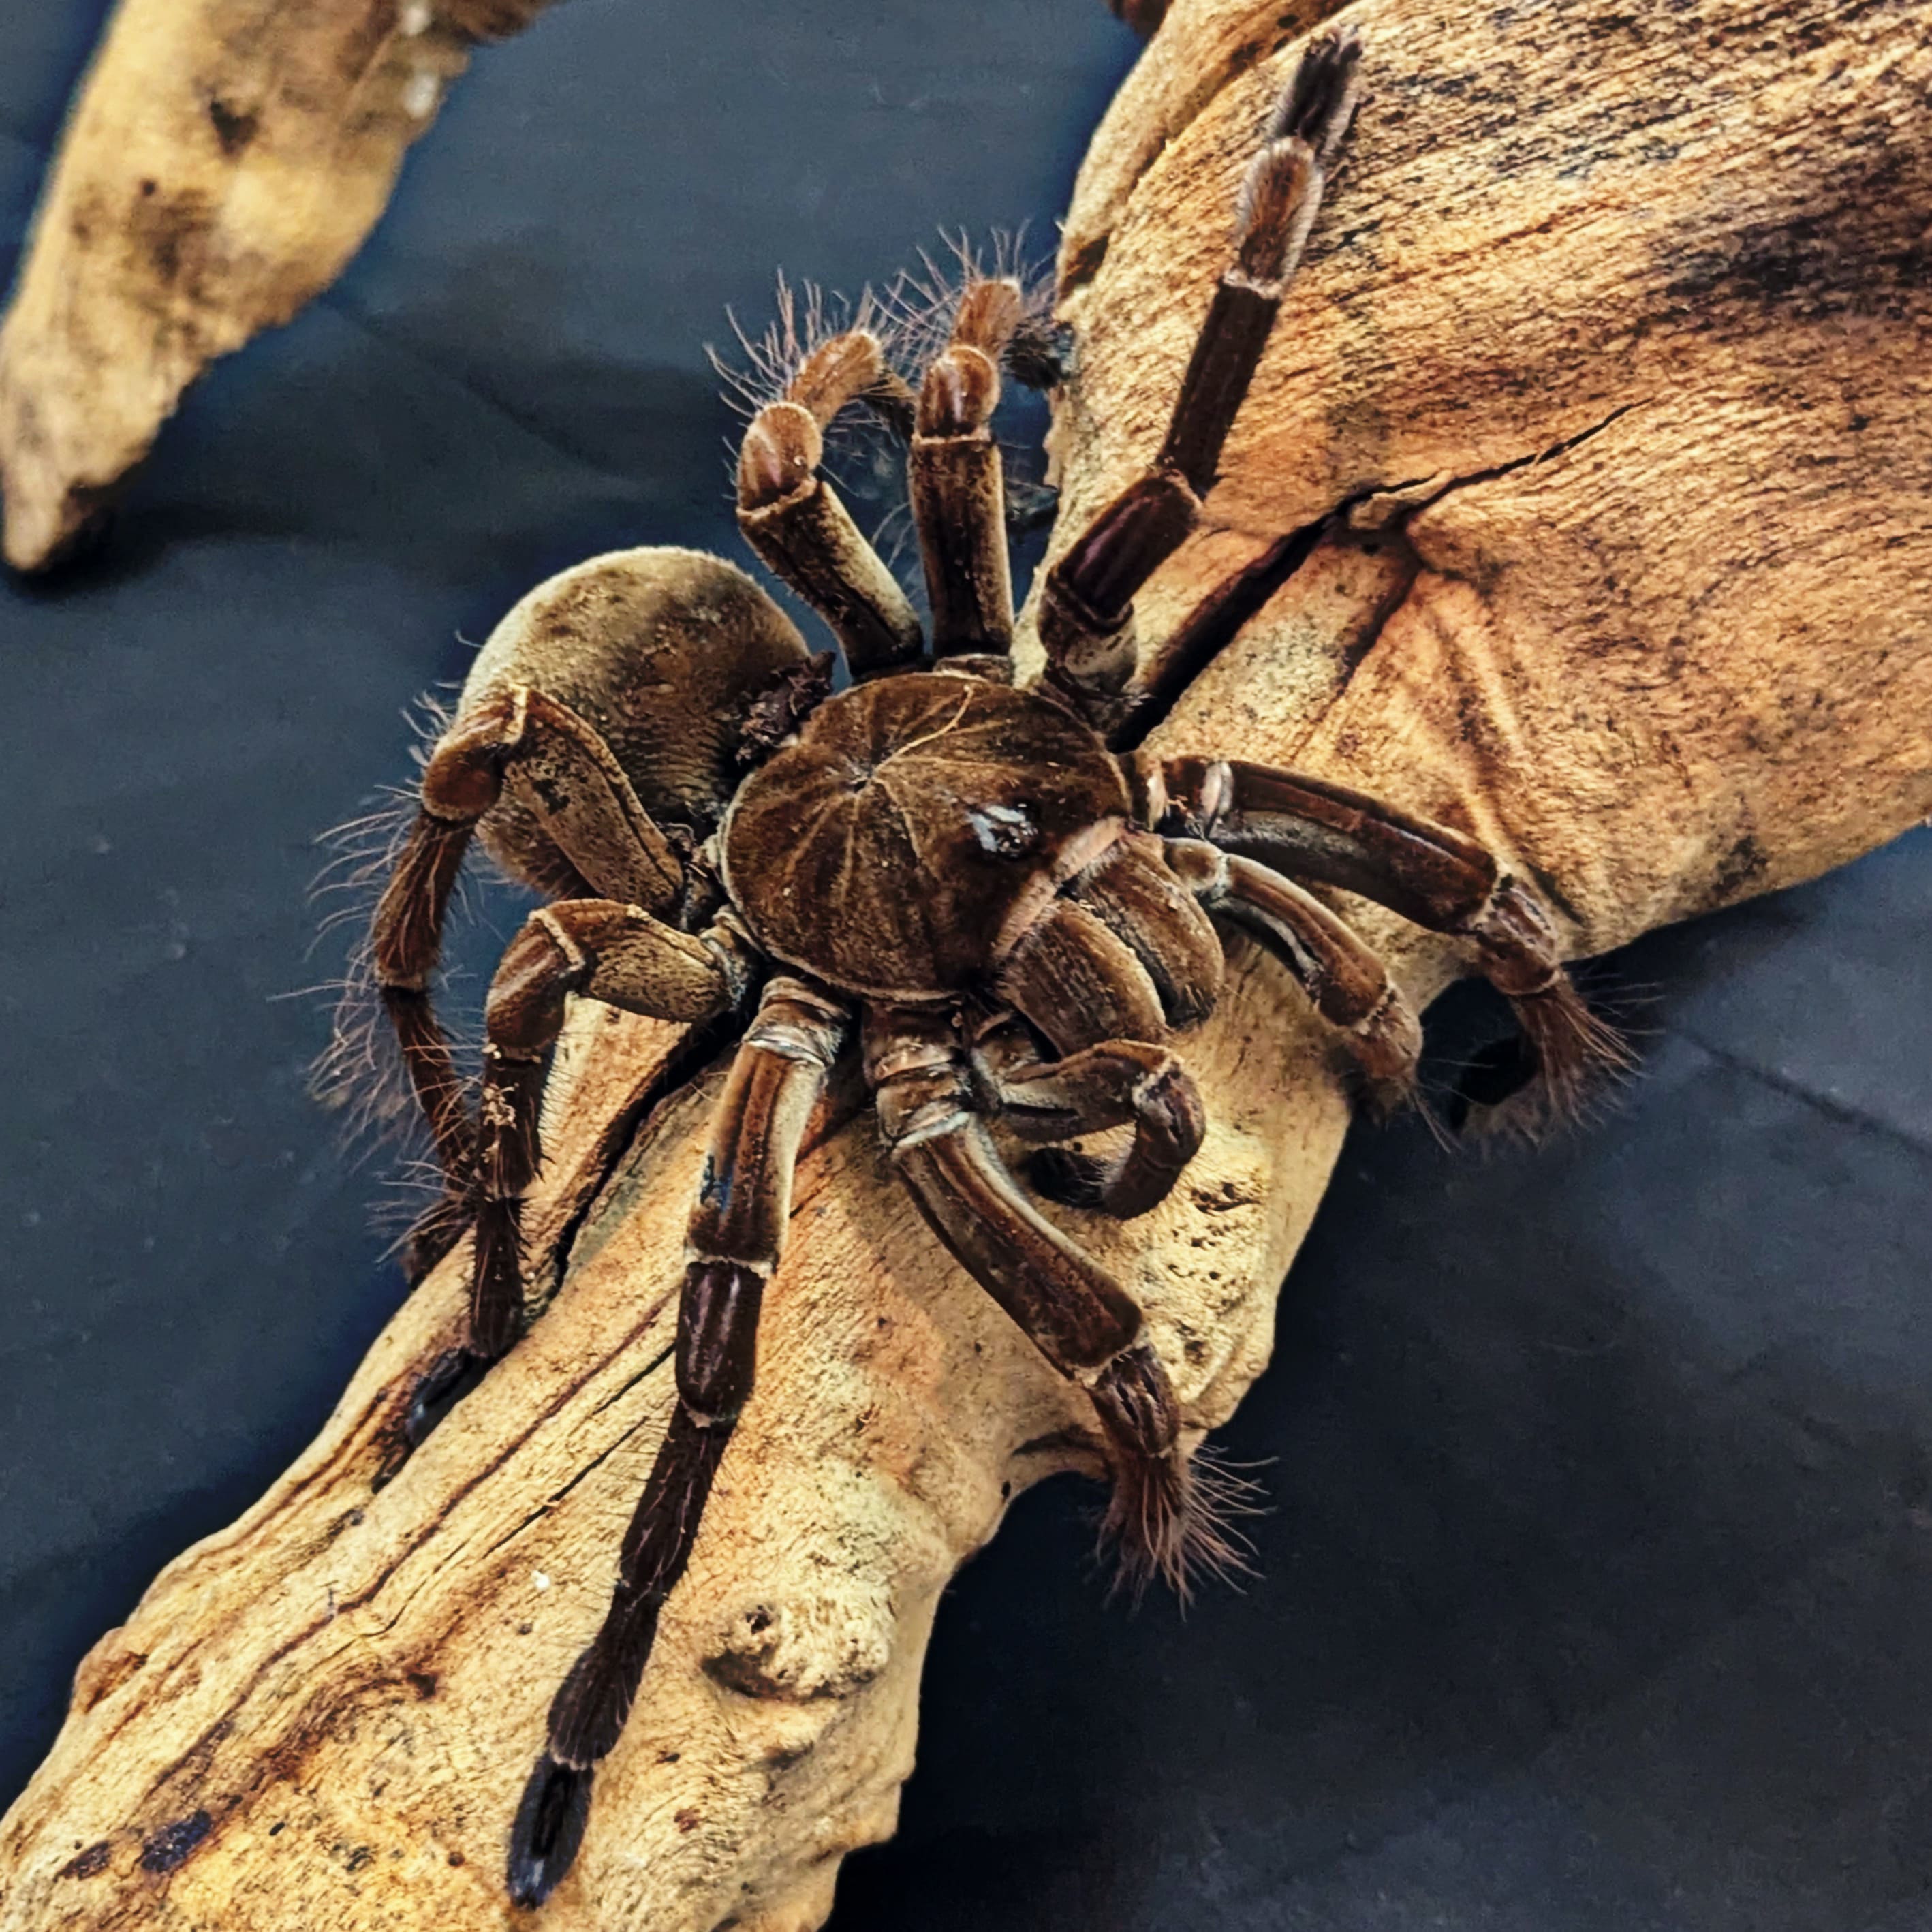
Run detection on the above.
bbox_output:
[353,31,1606,1905]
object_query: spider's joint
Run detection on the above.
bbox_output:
[1196,760,1236,833]
[879,1099,974,1153]
[685,1246,773,1280]
[1461,873,1564,995]
[530,907,589,978]
[699,916,765,1008]
[1223,266,1287,302]
[917,344,1001,439]
[1125,751,1170,829]
[738,402,824,510]
[744,986,850,1068]
[1069,1327,1156,1391]
[503,682,532,751]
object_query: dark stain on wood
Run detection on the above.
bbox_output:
[206,97,258,155]
[140,1810,213,1875]
[58,1840,112,1880]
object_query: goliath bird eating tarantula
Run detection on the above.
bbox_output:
[350,30,1610,1905]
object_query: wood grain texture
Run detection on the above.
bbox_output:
[0,0,562,573]
[2,0,1928,1925]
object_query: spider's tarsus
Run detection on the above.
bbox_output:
[546,1593,661,1767]
[1004,314,1074,392]
[1491,973,1634,1138]
[1270,24,1365,164]
[401,1346,493,1454]
[1102,1445,1263,1602]
[506,1753,595,1910]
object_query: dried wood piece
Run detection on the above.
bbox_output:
[3,0,1929,1925]
[0,0,562,573]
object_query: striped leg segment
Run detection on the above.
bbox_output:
[868,1006,1227,1593]
[1035,28,1362,721]
[736,329,924,677]
[368,685,690,1273]
[1158,759,1624,1115]
[1162,837,1422,1112]
[472,900,759,1367]
[506,978,850,1910]
[909,277,1025,667]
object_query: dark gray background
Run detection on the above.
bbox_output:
[3,4,1929,1927]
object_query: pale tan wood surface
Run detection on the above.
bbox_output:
[0,0,559,572]
[2,0,1928,1926]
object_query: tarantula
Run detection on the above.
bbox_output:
[352,30,1606,1906]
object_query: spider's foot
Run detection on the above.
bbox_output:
[507,1753,595,1909]
[1495,972,1633,1138]
[1341,982,1424,1121]
[1273,25,1365,166]
[1087,1346,1260,1600]
[1099,1442,1263,1602]
[546,1591,663,1767]
[403,1346,493,1450]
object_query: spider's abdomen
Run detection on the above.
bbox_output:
[722,675,1129,998]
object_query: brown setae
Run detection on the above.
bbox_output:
[343,31,1616,1906]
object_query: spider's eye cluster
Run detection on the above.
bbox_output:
[966,801,1040,860]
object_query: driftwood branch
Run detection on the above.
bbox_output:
[0,0,561,573]
[3,0,1929,1925]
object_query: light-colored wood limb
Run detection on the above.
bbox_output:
[0,0,563,573]
[3,0,1929,1924]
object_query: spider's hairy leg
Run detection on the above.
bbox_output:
[971,1010,1206,1220]
[508,978,850,1910]
[869,1007,1231,1593]
[472,899,762,1367]
[910,276,1027,668]
[1035,27,1362,724]
[736,326,924,678]
[371,685,691,1273]
[1158,759,1628,1120]
[1162,837,1422,1115]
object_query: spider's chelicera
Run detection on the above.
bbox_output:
[346,31,1610,1905]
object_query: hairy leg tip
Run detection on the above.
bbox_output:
[1101,1445,1264,1603]
[507,1753,595,1909]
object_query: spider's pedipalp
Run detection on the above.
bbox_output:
[1004,1044,1206,1221]
[1069,830,1225,1028]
